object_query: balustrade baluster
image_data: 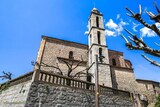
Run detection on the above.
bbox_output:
[56,77,58,84]
[44,74,47,81]
[41,73,44,81]
[52,76,55,83]
[59,77,62,84]
[70,80,72,86]
[75,80,77,87]
[72,80,74,87]
[48,75,51,83]
[50,75,53,83]
[63,78,65,85]
[80,82,82,88]
[84,83,86,89]
[77,82,79,88]
[39,73,42,80]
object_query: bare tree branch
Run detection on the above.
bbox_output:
[73,62,95,78]
[60,59,72,70]
[0,71,12,80]
[142,55,160,67]
[58,56,87,77]
[126,4,160,36]
[154,42,160,47]
[72,60,83,71]
[146,2,160,23]
[56,63,63,75]
[35,62,63,75]
[33,56,93,78]
[122,29,160,57]
[122,3,160,67]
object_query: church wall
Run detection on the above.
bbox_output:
[98,64,112,87]
[108,50,123,67]
[108,50,130,68]
[0,80,32,107]
[89,28,106,46]
[25,81,133,107]
[136,80,160,103]
[89,14,104,30]
[125,60,132,68]
[111,67,137,92]
[89,45,112,86]
[39,37,88,79]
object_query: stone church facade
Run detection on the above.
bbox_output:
[0,8,159,107]
[35,8,160,106]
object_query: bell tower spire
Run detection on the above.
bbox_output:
[88,8,112,87]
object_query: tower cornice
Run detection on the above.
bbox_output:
[87,43,107,53]
[88,26,105,35]
[88,12,103,21]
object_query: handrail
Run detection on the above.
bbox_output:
[34,70,130,97]
[38,70,95,91]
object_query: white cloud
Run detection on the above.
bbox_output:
[140,23,160,37]
[105,19,128,37]
[86,25,89,28]
[106,19,118,29]
[105,30,116,36]
[132,22,140,32]
[84,31,89,35]
[119,19,128,26]
[140,27,156,37]
[116,14,120,20]
[155,23,160,29]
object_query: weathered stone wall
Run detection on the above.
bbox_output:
[98,64,112,87]
[39,37,88,79]
[111,67,137,93]
[25,81,133,107]
[108,50,132,68]
[137,82,155,103]
[0,80,32,107]
[136,80,160,103]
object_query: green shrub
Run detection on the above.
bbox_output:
[155,95,160,107]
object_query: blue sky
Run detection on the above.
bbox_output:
[0,0,160,82]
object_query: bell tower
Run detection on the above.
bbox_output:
[88,8,112,87]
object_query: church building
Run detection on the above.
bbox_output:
[35,8,160,105]
[1,7,160,107]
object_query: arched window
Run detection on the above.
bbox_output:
[86,73,92,89]
[96,16,99,28]
[90,34,92,45]
[112,58,116,66]
[69,51,74,59]
[99,48,102,62]
[87,74,92,82]
[97,31,101,44]
[99,48,102,56]
[90,50,92,63]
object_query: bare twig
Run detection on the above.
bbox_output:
[122,29,160,57]
[35,62,63,75]
[122,3,160,67]
[154,42,160,47]
[126,4,160,36]
[0,71,12,80]
[73,62,95,78]
[142,55,160,67]
[33,56,93,78]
